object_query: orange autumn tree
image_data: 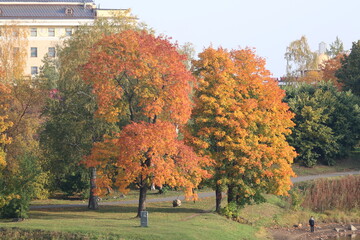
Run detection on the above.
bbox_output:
[189,47,296,212]
[320,53,345,90]
[82,30,210,216]
[297,70,323,84]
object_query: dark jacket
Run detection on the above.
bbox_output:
[309,218,315,227]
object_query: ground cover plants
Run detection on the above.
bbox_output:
[0,197,263,240]
[1,174,360,239]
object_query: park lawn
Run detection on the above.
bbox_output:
[30,188,212,206]
[1,197,265,240]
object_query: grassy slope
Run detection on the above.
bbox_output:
[1,197,263,240]
[3,152,360,239]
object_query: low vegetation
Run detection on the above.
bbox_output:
[1,174,359,240]
[0,197,263,240]
[300,175,360,211]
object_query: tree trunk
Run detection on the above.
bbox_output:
[88,167,98,210]
[227,184,236,204]
[137,184,148,217]
[215,183,222,213]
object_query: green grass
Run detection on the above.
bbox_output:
[1,197,264,240]
[31,188,212,206]
[6,156,360,239]
[3,193,360,239]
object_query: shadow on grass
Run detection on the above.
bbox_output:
[28,205,210,221]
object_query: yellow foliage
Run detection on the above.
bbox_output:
[0,23,28,82]
[190,47,296,201]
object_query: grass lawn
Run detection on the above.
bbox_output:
[30,187,212,206]
[1,197,265,240]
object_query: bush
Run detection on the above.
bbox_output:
[0,197,29,219]
[32,171,50,200]
[288,188,305,211]
[302,175,360,211]
[158,185,172,194]
[58,171,89,198]
[0,154,46,218]
[221,202,242,219]
[0,227,91,240]
[284,82,360,166]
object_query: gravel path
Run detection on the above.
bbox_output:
[291,170,360,183]
[30,170,360,210]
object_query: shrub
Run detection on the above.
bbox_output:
[0,154,46,218]
[221,201,242,219]
[284,82,360,166]
[302,175,360,211]
[288,188,305,211]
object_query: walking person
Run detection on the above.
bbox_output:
[309,216,315,232]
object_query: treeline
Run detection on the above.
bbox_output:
[1,18,360,219]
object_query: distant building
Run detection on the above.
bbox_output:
[316,42,329,67]
[0,0,129,76]
[318,41,327,55]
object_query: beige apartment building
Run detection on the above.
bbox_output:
[0,0,128,76]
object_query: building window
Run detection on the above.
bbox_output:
[48,28,55,37]
[31,66,38,75]
[65,28,72,36]
[31,47,37,57]
[30,28,37,37]
[48,47,55,57]
[65,8,74,16]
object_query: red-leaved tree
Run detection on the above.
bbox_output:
[82,30,210,216]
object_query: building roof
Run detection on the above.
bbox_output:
[0,4,95,19]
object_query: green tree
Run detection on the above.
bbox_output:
[285,35,318,78]
[0,154,44,218]
[0,80,48,218]
[326,36,344,58]
[284,82,360,166]
[336,40,360,95]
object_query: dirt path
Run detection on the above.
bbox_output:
[30,170,360,210]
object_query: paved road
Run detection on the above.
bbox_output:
[291,170,360,183]
[30,170,360,210]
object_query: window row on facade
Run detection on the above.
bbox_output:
[30,27,72,37]
[30,47,56,58]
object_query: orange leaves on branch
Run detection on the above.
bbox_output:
[82,30,210,200]
[297,70,323,84]
[82,30,194,124]
[85,121,211,199]
[320,53,345,90]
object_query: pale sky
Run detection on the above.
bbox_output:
[96,0,360,77]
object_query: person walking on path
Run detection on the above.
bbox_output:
[309,216,315,232]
